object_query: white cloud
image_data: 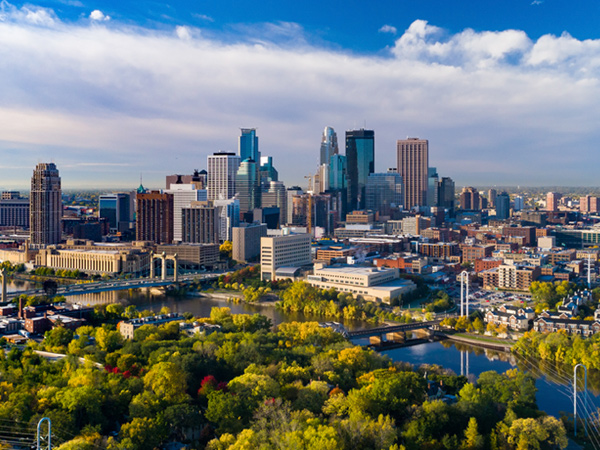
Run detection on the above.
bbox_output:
[0,10,599,188]
[193,13,214,22]
[0,2,58,26]
[89,10,110,21]
[378,24,397,34]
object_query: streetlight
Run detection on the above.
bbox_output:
[460,270,469,317]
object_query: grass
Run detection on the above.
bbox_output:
[452,333,515,346]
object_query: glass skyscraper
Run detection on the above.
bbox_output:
[320,126,339,166]
[239,128,259,162]
[236,159,261,216]
[345,129,374,211]
[366,173,403,216]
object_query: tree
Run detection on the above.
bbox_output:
[118,417,167,450]
[461,417,484,450]
[95,327,123,352]
[220,241,233,259]
[143,362,189,404]
[44,327,74,351]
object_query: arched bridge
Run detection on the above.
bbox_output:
[347,319,443,339]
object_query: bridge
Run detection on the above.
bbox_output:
[347,319,443,339]
[5,272,222,301]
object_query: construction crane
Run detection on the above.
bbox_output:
[304,176,313,237]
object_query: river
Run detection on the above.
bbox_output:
[8,280,600,420]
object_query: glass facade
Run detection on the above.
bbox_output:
[345,129,374,211]
[239,128,259,162]
[366,173,403,216]
[236,159,261,215]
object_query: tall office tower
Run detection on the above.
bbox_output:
[99,193,132,234]
[366,173,403,216]
[346,129,375,211]
[329,154,348,191]
[317,164,330,193]
[136,191,174,244]
[165,184,208,242]
[213,198,240,242]
[488,189,497,208]
[165,169,208,190]
[0,192,29,229]
[438,177,455,210]
[239,128,259,162]
[496,192,511,220]
[262,181,287,226]
[286,186,303,225]
[207,152,240,201]
[259,156,278,188]
[396,138,428,209]
[459,187,480,210]
[236,159,261,216]
[427,167,439,207]
[181,201,219,244]
[514,196,524,212]
[30,163,62,248]
[546,192,561,212]
[320,126,339,166]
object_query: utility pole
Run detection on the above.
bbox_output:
[460,271,469,317]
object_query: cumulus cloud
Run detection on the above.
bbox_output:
[379,24,397,34]
[0,8,599,188]
[0,2,58,26]
[89,10,110,21]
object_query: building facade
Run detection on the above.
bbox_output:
[365,172,403,216]
[30,163,62,248]
[346,129,375,211]
[136,192,174,244]
[207,152,240,201]
[260,232,312,281]
[396,138,428,209]
[181,202,219,244]
[232,223,268,263]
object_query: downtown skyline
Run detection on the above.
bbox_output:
[2,1,600,189]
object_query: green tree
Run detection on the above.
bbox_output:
[461,417,484,450]
[143,362,189,404]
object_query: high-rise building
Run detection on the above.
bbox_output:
[30,163,62,248]
[260,232,312,281]
[207,152,240,201]
[165,170,207,190]
[546,192,561,212]
[581,195,599,214]
[286,186,303,225]
[236,159,261,216]
[262,181,287,226]
[365,173,403,216]
[496,192,510,220]
[320,126,339,166]
[213,198,240,242]
[99,193,132,234]
[259,156,278,188]
[233,223,268,263]
[346,129,375,211]
[514,196,524,212]
[329,155,348,191]
[460,187,481,210]
[488,189,497,208]
[396,138,428,209]
[239,128,259,162]
[438,177,455,210]
[181,201,219,244]
[0,192,29,229]
[136,191,174,244]
[427,167,439,207]
[165,184,208,242]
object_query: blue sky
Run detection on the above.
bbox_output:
[1,0,600,189]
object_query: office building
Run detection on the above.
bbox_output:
[286,186,303,225]
[239,128,259,162]
[427,167,439,207]
[260,232,312,281]
[0,192,29,229]
[365,173,403,216]
[514,196,524,212]
[165,170,207,189]
[213,198,240,242]
[259,156,278,188]
[320,126,339,166]
[496,192,510,220]
[581,195,600,214]
[232,222,268,263]
[181,201,219,244]
[459,187,481,210]
[346,129,375,211]
[236,159,261,216]
[438,177,455,210]
[136,191,174,244]
[30,163,62,248]
[546,192,561,212]
[207,152,240,201]
[99,193,132,234]
[165,184,208,242]
[262,181,287,226]
[396,138,428,209]
[488,189,497,208]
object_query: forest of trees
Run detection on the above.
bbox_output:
[0,305,568,449]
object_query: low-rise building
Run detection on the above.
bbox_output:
[118,313,183,340]
[260,232,312,281]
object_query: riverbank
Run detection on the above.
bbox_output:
[442,332,514,352]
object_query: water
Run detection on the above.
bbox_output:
[382,340,600,419]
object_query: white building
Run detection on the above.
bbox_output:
[260,232,311,281]
[214,198,240,242]
[207,152,240,201]
[165,184,208,242]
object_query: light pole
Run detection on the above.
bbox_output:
[574,363,588,438]
[37,417,51,450]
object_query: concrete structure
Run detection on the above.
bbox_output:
[306,266,416,303]
[207,152,240,201]
[232,223,268,263]
[213,198,240,242]
[538,236,556,250]
[260,232,311,281]
[157,243,220,270]
[30,163,62,248]
[136,191,174,244]
[546,192,561,212]
[181,201,219,244]
[165,184,208,242]
[286,187,303,225]
[497,264,540,291]
[459,187,480,210]
[396,138,428,209]
[36,246,150,275]
[0,193,29,229]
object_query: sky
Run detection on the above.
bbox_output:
[1,0,600,190]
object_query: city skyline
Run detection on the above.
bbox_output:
[2,1,600,189]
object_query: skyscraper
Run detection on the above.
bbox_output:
[207,152,240,201]
[165,184,208,242]
[30,163,62,248]
[396,138,428,209]
[459,187,481,210]
[346,129,374,211]
[136,191,174,244]
[427,167,439,207]
[320,126,339,166]
[438,177,456,210]
[496,192,510,220]
[366,173,403,216]
[236,159,261,216]
[239,128,259,162]
[99,193,132,234]
[488,189,497,208]
[546,192,561,212]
